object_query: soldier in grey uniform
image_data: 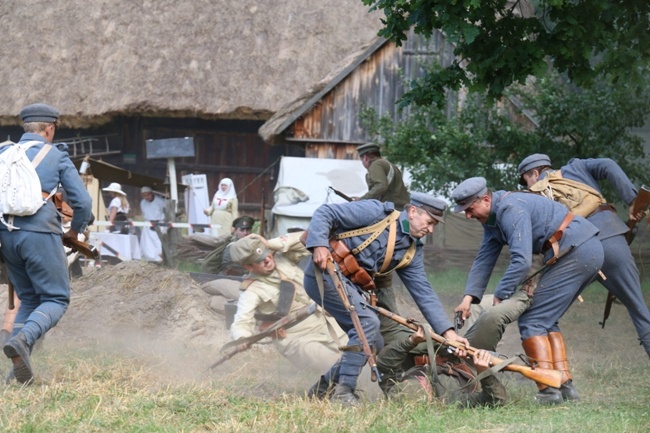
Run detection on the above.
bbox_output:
[0,103,93,384]
[518,154,650,358]
[451,177,604,405]
[303,194,468,405]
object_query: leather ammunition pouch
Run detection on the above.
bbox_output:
[410,354,479,393]
[43,191,73,219]
[329,238,376,292]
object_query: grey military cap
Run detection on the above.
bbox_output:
[451,177,488,213]
[410,192,446,223]
[20,103,59,123]
[517,154,552,186]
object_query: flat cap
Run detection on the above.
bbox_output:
[229,235,269,265]
[356,142,381,156]
[20,103,59,123]
[232,215,254,229]
[517,154,551,186]
[410,192,446,223]
[451,177,488,213]
[141,186,153,193]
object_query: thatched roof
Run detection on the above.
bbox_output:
[0,1,382,129]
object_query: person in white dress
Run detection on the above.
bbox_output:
[204,178,238,237]
[139,186,167,263]
[102,182,130,234]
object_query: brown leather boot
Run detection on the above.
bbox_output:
[522,335,563,405]
[548,331,579,401]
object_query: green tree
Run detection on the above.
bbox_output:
[361,72,650,198]
[362,0,650,107]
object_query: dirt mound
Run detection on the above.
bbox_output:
[50,261,230,351]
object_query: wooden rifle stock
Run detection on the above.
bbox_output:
[325,260,381,382]
[368,304,563,389]
[625,185,650,245]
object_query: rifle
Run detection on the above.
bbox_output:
[366,303,563,389]
[601,186,650,328]
[260,187,265,238]
[328,186,353,202]
[325,260,381,382]
[208,302,317,370]
[63,237,100,261]
[624,185,650,245]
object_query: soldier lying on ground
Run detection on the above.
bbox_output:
[228,232,347,375]
[376,325,506,406]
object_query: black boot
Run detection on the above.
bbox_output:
[330,384,360,406]
[307,375,332,400]
[535,387,563,405]
[3,332,34,385]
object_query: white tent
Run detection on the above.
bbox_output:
[270,156,368,236]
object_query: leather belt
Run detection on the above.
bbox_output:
[542,212,575,256]
[588,203,616,217]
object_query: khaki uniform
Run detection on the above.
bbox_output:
[360,158,410,209]
[230,232,347,372]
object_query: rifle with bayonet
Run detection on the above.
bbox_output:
[208,302,317,370]
[365,303,563,388]
[328,186,353,202]
[601,185,650,328]
[325,260,382,382]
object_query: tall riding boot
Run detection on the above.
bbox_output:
[548,332,579,401]
[522,335,563,405]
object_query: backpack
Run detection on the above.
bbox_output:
[0,140,53,230]
[529,169,605,217]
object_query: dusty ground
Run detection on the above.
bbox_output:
[0,257,645,399]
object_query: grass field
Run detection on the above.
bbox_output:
[0,271,648,432]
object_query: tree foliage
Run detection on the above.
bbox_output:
[361,71,650,199]
[362,0,650,107]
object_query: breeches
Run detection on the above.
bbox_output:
[518,237,604,339]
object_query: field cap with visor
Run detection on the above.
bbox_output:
[19,103,59,123]
[229,235,270,265]
[451,177,488,213]
[410,192,446,223]
[356,142,381,156]
[517,153,552,186]
[232,216,254,230]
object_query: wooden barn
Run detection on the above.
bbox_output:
[0,0,383,219]
[259,28,460,159]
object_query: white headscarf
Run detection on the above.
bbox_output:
[212,178,237,209]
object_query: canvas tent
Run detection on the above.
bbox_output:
[270,156,368,236]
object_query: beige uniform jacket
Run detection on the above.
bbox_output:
[230,232,347,372]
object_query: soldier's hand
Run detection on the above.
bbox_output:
[62,229,80,243]
[473,349,491,373]
[442,329,468,359]
[312,246,332,270]
[493,297,502,306]
[408,326,426,345]
[453,295,473,320]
